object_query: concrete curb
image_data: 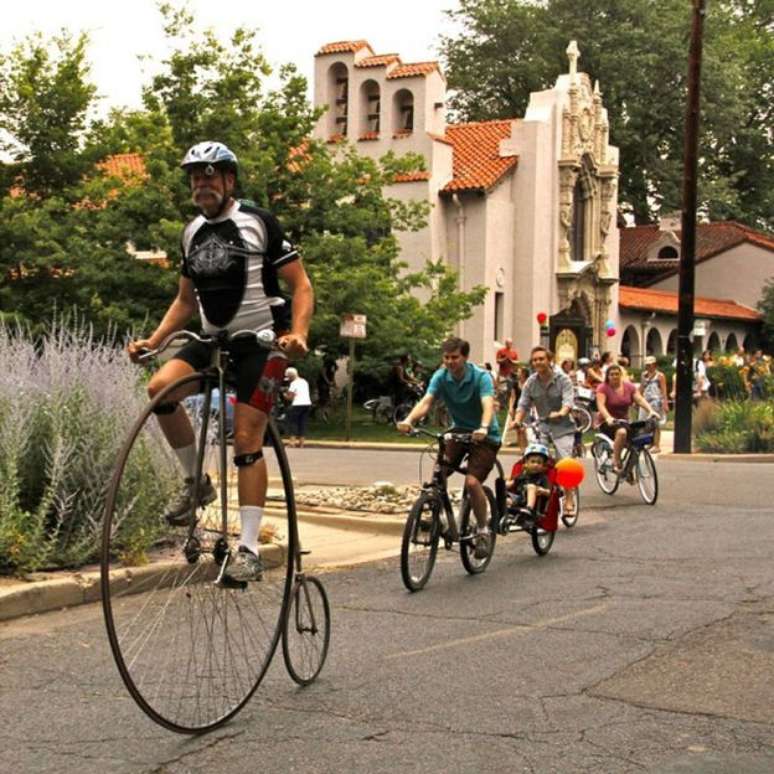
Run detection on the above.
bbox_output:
[0,543,285,624]
[664,453,774,463]
[265,505,405,536]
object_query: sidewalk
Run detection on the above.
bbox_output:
[0,500,405,624]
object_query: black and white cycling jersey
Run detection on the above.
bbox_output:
[180,199,299,334]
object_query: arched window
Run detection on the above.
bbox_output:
[706,331,720,353]
[646,327,663,356]
[621,325,640,363]
[327,63,349,138]
[393,89,414,134]
[657,245,678,259]
[667,329,678,355]
[571,157,595,262]
[359,80,380,137]
[725,333,738,352]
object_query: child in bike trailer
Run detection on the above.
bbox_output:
[504,443,560,531]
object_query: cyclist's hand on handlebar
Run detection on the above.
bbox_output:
[278,333,308,359]
[605,417,616,427]
[472,427,488,443]
[127,338,155,363]
[547,410,562,421]
[396,421,413,435]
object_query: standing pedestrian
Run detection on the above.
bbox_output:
[639,356,668,453]
[285,367,312,447]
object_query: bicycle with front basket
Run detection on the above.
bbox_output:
[591,418,659,505]
[100,329,330,734]
[400,429,499,591]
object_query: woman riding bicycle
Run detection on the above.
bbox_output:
[596,364,659,473]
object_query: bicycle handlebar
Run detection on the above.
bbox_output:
[136,329,277,363]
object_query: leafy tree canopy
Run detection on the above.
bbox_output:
[1,3,486,371]
[440,0,773,229]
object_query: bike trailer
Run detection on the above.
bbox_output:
[507,459,560,532]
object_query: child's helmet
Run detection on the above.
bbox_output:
[523,442,550,460]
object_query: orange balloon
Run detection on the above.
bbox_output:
[554,457,585,488]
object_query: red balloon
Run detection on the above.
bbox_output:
[536,312,547,325]
[606,327,617,337]
[554,457,585,489]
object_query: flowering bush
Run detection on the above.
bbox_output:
[695,400,774,453]
[0,321,173,573]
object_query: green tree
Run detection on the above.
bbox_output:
[759,276,774,351]
[440,0,773,229]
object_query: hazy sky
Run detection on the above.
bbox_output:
[3,1,462,114]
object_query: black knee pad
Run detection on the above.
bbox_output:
[152,401,179,415]
[234,450,264,467]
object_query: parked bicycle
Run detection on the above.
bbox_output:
[101,329,330,734]
[400,429,498,591]
[590,418,659,505]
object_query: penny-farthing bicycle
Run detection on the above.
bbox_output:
[100,330,330,734]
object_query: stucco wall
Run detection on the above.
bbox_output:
[648,242,772,309]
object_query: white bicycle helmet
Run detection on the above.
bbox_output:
[523,442,550,460]
[180,141,238,174]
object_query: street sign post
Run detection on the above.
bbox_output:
[340,314,367,441]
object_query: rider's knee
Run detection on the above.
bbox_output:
[233,428,264,454]
[465,474,482,491]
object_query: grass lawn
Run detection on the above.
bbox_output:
[301,405,515,444]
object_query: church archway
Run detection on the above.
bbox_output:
[646,327,663,356]
[725,332,738,352]
[706,331,721,353]
[621,325,641,363]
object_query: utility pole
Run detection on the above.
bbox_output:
[674,0,707,453]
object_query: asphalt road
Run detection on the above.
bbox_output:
[2,452,773,773]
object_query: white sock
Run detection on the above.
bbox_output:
[239,506,263,553]
[174,444,198,478]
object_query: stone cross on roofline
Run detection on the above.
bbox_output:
[566,40,580,82]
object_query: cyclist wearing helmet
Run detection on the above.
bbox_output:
[128,141,314,583]
[505,443,551,529]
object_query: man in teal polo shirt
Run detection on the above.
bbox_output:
[397,337,500,558]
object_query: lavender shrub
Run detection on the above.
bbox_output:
[0,321,175,573]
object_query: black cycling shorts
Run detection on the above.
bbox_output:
[172,338,286,411]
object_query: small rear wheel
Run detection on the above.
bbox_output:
[636,448,659,505]
[459,486,497,574]
[592,439,619,495]
[400,493,441,591]
[531,525,555,556]
[561,486,580,528]
[282,575,331,686]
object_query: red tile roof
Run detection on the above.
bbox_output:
[356,54,400,68]
[316,40,372,56]
[620,221,774,271]
[619,285,762,322]
[428,132,453,146]
[387,61,440,79]
[393,171,431,183]
[440,120,518,192]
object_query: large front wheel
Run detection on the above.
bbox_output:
[400,493,441,591]
[459,486,497,574]
[101,374,294,734]
[636,448,659,505]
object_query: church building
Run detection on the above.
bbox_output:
[312,39,765,365]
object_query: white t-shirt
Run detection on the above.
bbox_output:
[288,377,311,406]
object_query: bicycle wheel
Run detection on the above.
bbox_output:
[561,486,580,528]
[592,439,619,495]
[571,404,593,434]
[531,525,555,555]
[459,486,497,574]
[101,373,294,734]
[636,448,659,505]
[282,575,331,686]
[400,493,441,591]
